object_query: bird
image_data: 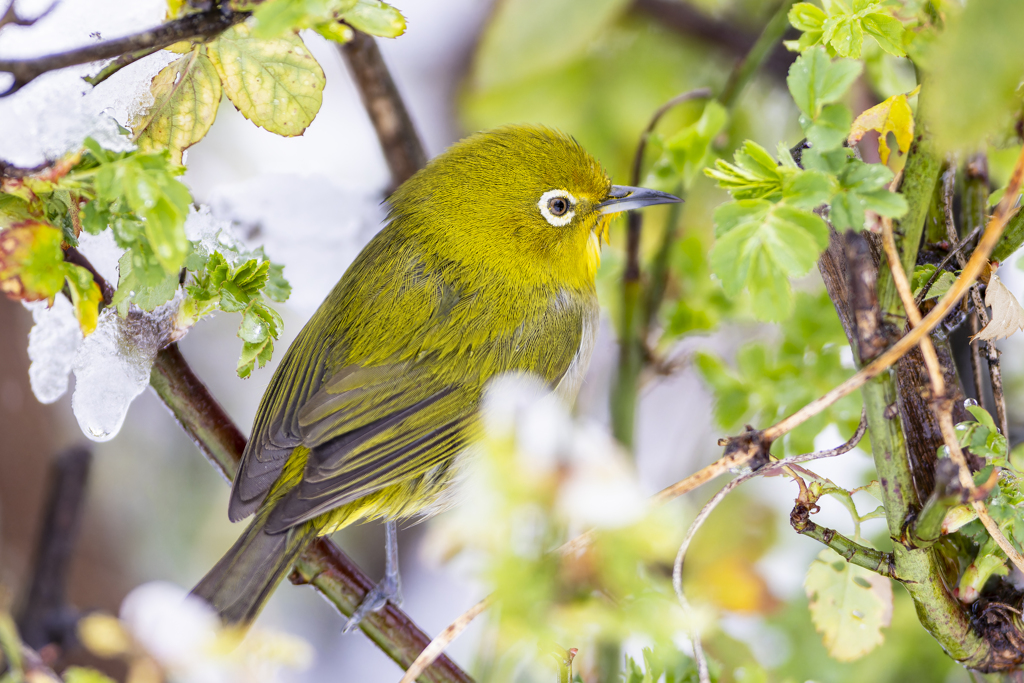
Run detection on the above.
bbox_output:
[191,124,680,628]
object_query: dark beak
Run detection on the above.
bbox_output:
[597,185,682,215]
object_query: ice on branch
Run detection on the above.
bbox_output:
[71,297,183,441]
[26,297,82,403]
[78,581,312,683]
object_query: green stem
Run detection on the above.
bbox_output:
[878,104,942,317]
[992,207,1024,263]
[909,487,961,550]
[641,187,685,341]
[149,344,474,683]
[719,0,797,109]
[612,272,643,448]
[791,515,896,577]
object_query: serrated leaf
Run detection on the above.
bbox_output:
[782,169,835,209]
[974,273,1024,341]
[0,221,67,301]
[342,0,406,38]
[111,247,179,315]
[264,262,291,302]
[787,46,862,119]
[822,14,863,58]
[848,87,918,164]
[251,0,358,38]
[710,200,828,321]
[805,548,893,661]
[208,24,326,137]
[789,2,826,32]
[705,141,786,200]
[134,49,222,163]
[861,12,906,57]
[911,264,956,300]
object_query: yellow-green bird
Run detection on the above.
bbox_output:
[192,125,679,627]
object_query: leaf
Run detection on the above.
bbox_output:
[974,273,1024,341]
[848,87,918,164]
[710,200,829,320]
[471,0,630,89]
[208,24,326,137]
[0,221,67,301]
[111,246,179,315]
[64,264,103,335]
[787,46,862,119]
[805,548,893,661]
[342,0,406,38]
[251,0,357,38]
[63,667,118,683]
[789,3,827,33]
[911,264,956,300]
[861,11,906,57]
[133,49,222,163]
[830,158,906,230]
[803,103,853,152]
[705,141,786,201]
[644,100,728,191]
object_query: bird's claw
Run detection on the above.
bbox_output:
[343,572,403,633]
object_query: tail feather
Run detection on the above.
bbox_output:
[191,512,318,625]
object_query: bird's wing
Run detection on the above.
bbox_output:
[230,235,591,527]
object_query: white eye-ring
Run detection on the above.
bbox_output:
[538,189,577,227]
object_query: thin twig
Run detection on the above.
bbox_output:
[338,30,426,189]
[912,225,981,307]
[761,144,1024,445]
[969,310,985,402]
[397,596,493,683]
[672,410,867,683]
[16,445,91,651]
[880,216,1024,575]
[0,6,248,96]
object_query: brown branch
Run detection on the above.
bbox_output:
[64,246,114,305]
[338,30,426,189]
[760,144,1024,445]
[149,345,473,683]
[0,6,248,96]
[880,216,1024,574]
[16,445,91,651]
[0,0,56,33]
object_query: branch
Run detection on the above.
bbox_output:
[149,345,473,683]
[16,445,91,651]
[789,504,897,577]
[879,215,1024,574]
[908,460,968,549]
[0,6,248,96]
[397,596,493,683]
[337,30,426,189]
[760,143,1024,445]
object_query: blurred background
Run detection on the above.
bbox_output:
[0,0,1005,680]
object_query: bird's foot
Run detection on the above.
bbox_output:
[343,571,403,633]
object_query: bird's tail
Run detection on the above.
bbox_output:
[191,511,319,625]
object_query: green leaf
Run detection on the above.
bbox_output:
[111,246,179,315]
[710,201,828,320]
[789,3,827,32]
[787,46,862,119]
[133,49,222,164]
[207,24,326,137]
[704,141,786,201]
[911,264,956,300]
[822,14,863,58]
[861,12,906,57]
[264,262,291,302]
[803,103,852,152]
[805,548,893,661]
[251,0,358,38]
[342,0,406,38]
[782,169,835,209]
[644,100,728,191]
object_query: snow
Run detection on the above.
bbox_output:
[25,297,81,403]
[70,295,182,442]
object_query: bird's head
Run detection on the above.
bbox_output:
[388,125,680,290]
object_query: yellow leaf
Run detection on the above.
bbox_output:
[688,553,778,614]
[805,548,893,662]
[0,221,67,302]
[64,263,103,335]
[133,49,222,164]
[848,85,920,165]
[78,613,134,658]
[207,24,325,137]
[974,273,1024,341]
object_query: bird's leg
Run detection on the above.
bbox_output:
[343,520,403,633]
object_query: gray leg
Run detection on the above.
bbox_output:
[343,520,403,633]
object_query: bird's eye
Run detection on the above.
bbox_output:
[537,189,577,227]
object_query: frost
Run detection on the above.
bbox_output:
[77,228,123,285]
[0,0,172,165]
[70,295,183,442]
[25,297,82,403]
